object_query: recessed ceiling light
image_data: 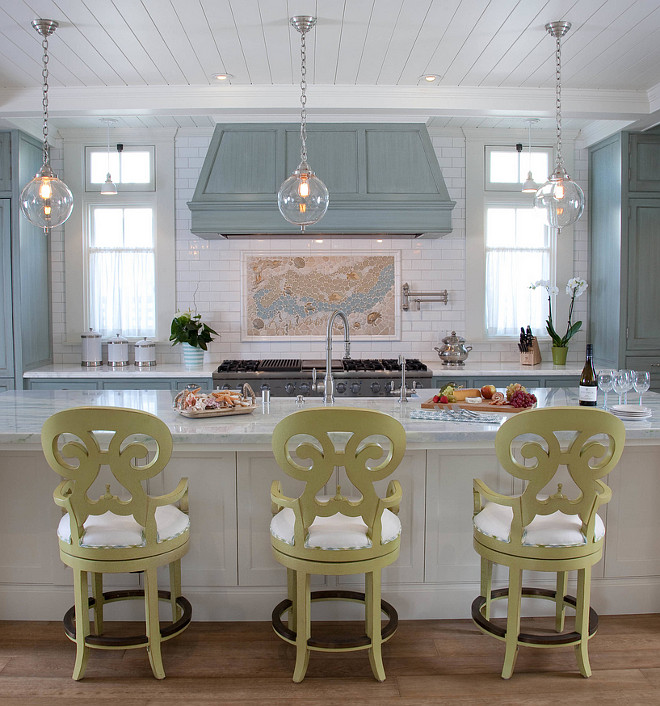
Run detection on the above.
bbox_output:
[212,73,234,82]
[419,74,442,84]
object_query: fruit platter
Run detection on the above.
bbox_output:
[174,383,257,418]
[422,382,536,414]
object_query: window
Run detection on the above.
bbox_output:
[465,131,575,342]
[88,206,156,337]
[85,145,156,191]
[64,129,175,343]
[485,146,552,190]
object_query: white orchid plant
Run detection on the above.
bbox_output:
[529,277,588,348]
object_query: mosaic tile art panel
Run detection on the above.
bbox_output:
[241,253,399,340]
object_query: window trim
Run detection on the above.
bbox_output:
[465,129,576,343]
[63,128,175,344]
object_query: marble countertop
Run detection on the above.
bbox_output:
[23,360,582,379]
[2,388,658,449]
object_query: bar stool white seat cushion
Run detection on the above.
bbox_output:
[474,502,605,548]
[271,507,401,550]
[57,506,190,548]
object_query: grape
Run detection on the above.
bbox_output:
[509,390,536,408]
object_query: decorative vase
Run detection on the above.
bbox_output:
[551,346,568,366]
[182,343,204,369]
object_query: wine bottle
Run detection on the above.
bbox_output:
[579,343,598,406]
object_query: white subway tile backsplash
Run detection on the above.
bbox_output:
[48,132,591,365]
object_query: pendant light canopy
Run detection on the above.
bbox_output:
[100,118,118,195]
[535,21,584,233]
[522,118,539,193]
[20,19,74,234]
[277,16,329,232]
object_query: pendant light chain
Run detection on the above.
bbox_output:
[41,33,50,167]
[554,32,563,171]
[299,28,308,164]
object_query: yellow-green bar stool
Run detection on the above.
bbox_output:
[270,406,406,682]
[41,406,192,680]
[471,406,625,679]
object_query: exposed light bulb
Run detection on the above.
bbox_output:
[554,182,565,200]
[39,179,53,200]
[298,179,310,198]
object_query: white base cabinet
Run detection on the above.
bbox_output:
[1,441,660,620]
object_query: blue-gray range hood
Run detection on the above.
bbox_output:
[188,123,455,238]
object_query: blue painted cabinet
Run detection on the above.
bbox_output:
[0,131,52,391]
[589,130,660,391]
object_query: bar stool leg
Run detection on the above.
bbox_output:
[574,566,593,678]
[287,568,297,633]
[555,571,568,632]
[169,560,182,621]
[72,569,91,681]
[502,567,522,679]
[91,572,104,635]
[292,571,310,683]
[366,570,386,681]
[481,558,493,621]
[145,566,165,680]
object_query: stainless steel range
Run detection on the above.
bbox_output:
[213,358,432,397]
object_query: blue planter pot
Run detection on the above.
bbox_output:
[182,343,205,369]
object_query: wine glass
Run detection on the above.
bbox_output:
[597,369,615,409]
[633,370,651,405]
[612,370,629,406]
[620,369,634,404]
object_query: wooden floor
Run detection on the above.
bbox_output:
[1,614,660,704]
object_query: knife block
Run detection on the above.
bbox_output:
[520,337,542,366]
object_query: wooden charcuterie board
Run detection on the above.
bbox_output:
[421,398,528,414]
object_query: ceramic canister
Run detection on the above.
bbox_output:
[107,333,129,367]
[81,328,103,367]
[134,337,157,367]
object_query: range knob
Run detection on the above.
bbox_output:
[284,382,296,395]
[299,382,311,395]
[370,381,381,394]
[336,382,347,394]
[350,382,361,395]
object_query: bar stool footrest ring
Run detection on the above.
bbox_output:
[272,589,398,651]
[471,586,598,646]
[63,589,192,648]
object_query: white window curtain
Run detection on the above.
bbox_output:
[485,206,551,337]
[88,206,156,337]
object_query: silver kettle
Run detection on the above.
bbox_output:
[434,331,472,366]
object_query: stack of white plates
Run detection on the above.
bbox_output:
[609,404,652,420]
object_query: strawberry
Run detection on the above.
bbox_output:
[432,395,440,403]
[440,395,449,404]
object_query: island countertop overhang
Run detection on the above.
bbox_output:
[2,388,659,451]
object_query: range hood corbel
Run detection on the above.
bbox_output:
[187,123,455,238]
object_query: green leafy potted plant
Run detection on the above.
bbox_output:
[170,310,218,368]
[529,277,588,365]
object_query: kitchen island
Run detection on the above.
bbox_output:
[1,388,659,622]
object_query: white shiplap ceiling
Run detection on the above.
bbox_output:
[0,0,659,143]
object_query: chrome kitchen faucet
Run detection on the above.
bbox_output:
[323,310,351,404]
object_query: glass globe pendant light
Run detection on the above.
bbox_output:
[100,118,118,195]
[20,19,74,234]
[535,21,584,233]
[277,16,329,232]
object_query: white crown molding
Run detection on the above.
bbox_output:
[576,120,638,149]
[0,84,651,123]
[57,127,178,142]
